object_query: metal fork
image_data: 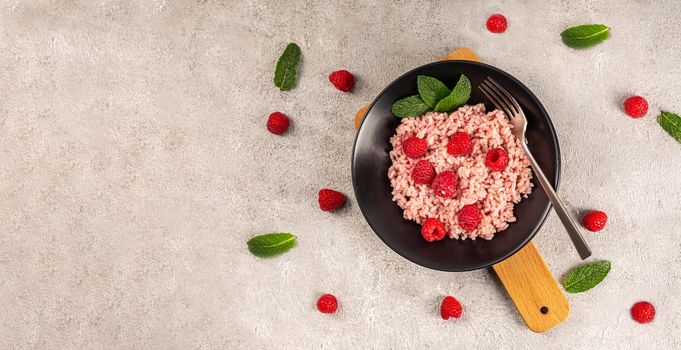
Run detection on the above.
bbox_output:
[479,77,592,260]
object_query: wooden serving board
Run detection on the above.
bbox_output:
[355,48,569,332]
[492,242,569,332]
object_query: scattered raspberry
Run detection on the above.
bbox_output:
[266,112,290,135]
[623,96,648,118]
[412,160,436,185]
[486,14,507,33]
[440,296,463,320]
[458,204,481,232]
[631,301,655,324]
[318,189,346,212]
[403,137,428,158]
[317,294,338,314]
[432,171,459,198]
[329,70,355,92]
[421,218,447,242]
[582,210,608,232]
[485,148,509,171]
[447,132,473,156]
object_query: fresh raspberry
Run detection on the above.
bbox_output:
[317,294,338,314]
[412,160,436,185]
[458,204,481,232]
[447,132,473,156]
[486,14,507,33]
[582,210,607,232]
[402,137,428,158]
[485,148,509,171]
[329,70,355,92]
[318,189,346,212]
[421,218,447,242]
[623,96,648,118]
[266,112,290,135]
[631,301,655,324]
[440,296,463,320]
[432,171,459,198]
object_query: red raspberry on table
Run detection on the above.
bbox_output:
[432,171,459,198]
[318,189,346,212]
[317,294,338,314]
[403,137,428,158]
[623,96,648,118]
[421,218,447,242]
[486,14,507,33]
[412,160,436,185]
[582,210,608,232]
[447,132,473,156]
[458,204,481,232]
[440,296,463,320]
[485,148,509,171]
[631,301,655,324]
[266,112,290,135]
[329,70,355,92]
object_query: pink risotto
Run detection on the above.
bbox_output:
[388,104,533,240]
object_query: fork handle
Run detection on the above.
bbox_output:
[521,143,592,260]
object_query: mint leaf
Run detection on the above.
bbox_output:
[562,260,611,293]
[417,75,450,108]
[561,24,609,49]
[247,233,296,257]
[657,111,681,144]
[434,74,471,112]
[391,95,431,118]
[273,43,301,91]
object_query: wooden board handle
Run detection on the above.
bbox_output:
[492,242,569,333]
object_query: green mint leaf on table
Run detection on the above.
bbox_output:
[561,24,609,49]
[417,75,450,108]
[247,233,296,257]
[273,43,301,91]
[392,95,431,118]
[562,260,611,293]
[657,111,681,144]
[434,74,471,113]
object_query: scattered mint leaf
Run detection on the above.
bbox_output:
[391,95,431,118]
[562,260,611,293]
[273,43,301,91]
[657,111,681,144]
[561,24,609,49]
[417,75,450,108]
[247,233,296,257]
[434,74,471,112]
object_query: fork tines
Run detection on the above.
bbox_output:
[479,77,522,118]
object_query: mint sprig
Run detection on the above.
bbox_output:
[417,75,450,108]
[391,95,431,118]
[391,74,472,118]
[247,233,297,257]
[561,24,610,49]
[273,43,301,91]
[434,75,471,113]
[657,111,681,144]
[562,260,611,293]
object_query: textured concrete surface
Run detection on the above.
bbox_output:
[1,0,680,349]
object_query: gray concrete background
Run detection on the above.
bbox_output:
[1,0,680,349]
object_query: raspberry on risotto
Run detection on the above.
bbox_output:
[387,104,533,240]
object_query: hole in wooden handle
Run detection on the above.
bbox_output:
[540,306,549,314]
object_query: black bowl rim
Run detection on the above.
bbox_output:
[351,60,561,271]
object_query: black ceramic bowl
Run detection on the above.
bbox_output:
[352,60,560,272]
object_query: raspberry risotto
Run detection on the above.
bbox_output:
[388,103,533,240]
